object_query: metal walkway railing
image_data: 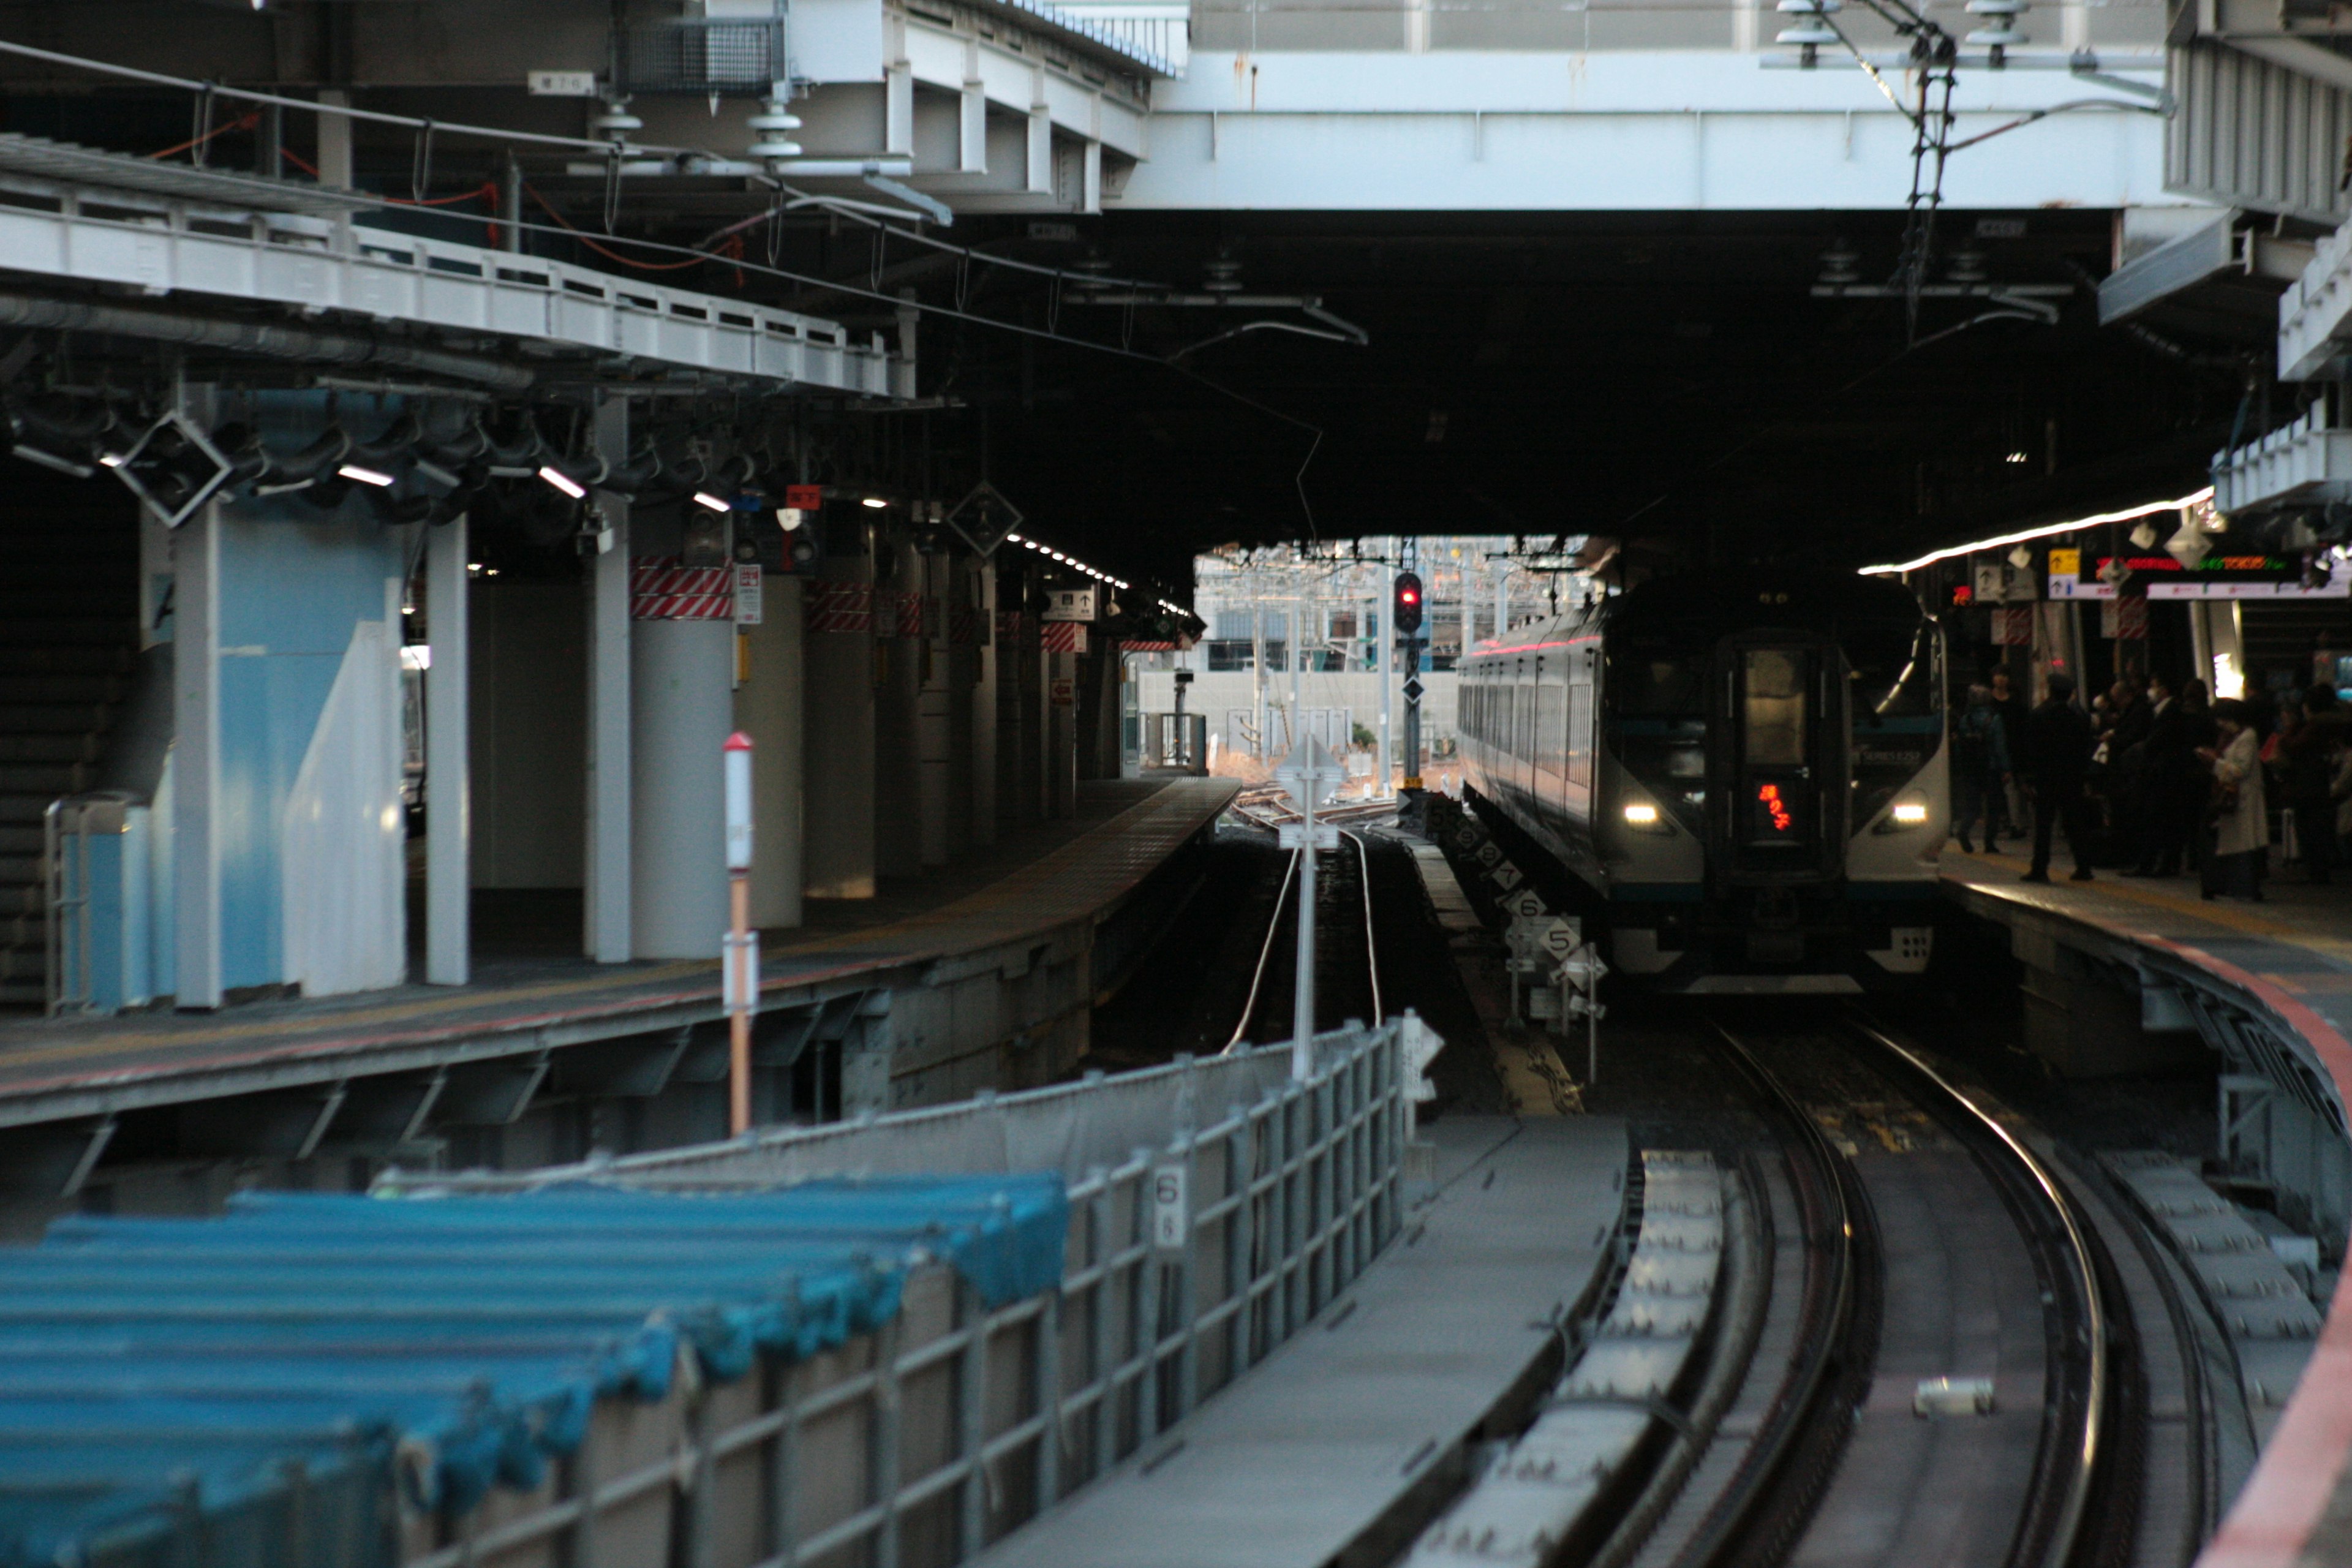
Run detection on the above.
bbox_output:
[378,1021,1412,1568]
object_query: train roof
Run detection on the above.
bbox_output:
[1466,570,1931,663]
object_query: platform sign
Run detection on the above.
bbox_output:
[784,484,824,511]
[1050,676,1075,706]
[1044,586,1098,622]
[1151,1164,1189,1250]
[732,564,763,625]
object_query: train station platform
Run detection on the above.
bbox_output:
[1935,849,2352,1568]
[0,778,1237,1210]
[971,1115,1629,1568]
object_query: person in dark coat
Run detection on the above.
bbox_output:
[2125,674,2196,876]
[2021,671,2097,883]
[1988,667,2028,845]
[2280,683,2350,883]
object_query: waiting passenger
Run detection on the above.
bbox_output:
[1951,684,2011,854]
[2201,699,2268,902]
[2021,671,2096,884]
[2278,684,2348,885]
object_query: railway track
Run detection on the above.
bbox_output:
[1223,827,1385,1050]
[1626,1014,2131,1568]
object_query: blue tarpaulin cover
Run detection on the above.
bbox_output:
[0,1173,1067,1567]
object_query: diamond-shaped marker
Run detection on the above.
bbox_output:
[946,480,1023,558]
[1403,677,1424,703]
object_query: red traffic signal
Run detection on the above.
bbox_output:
[1393,572,1424,636]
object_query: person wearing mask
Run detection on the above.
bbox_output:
[2280,682,2349,883]
[2202,698,2268,900]
[1951,683,2012,854]
[2021,671,2097,883]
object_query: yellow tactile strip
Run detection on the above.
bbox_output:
[0,778,1237,1099]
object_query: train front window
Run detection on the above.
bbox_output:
[1847,622,1938,721]
[1743,650,1807,767]
[1609,641,1707,718]
[1846,617,1943,826]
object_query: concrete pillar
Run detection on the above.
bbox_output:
[945,554,976,858]
[804,546,877,899]
[1049,646,1077,817]
[584,408,632,962]
[1017,573,1046,822]
[972,557,998,847]
[737,573,804,928]
[875,529,923,876]
[630,613,731,959]
[424,514,470,985]
[916,545,953,866]
[172,499,222,1009]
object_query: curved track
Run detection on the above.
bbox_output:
[1671,1016,2118,1568]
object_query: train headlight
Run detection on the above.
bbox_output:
[1888,797,1931,828]
[1622,801,1675,834]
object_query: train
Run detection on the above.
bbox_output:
[1457,570,1946,992]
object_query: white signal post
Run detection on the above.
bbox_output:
[1275,737,1342,1080]
[723,731,757,1135]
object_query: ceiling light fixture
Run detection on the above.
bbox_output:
[861,496,888,510]
[336,463,395,488]
[693,491,730,512]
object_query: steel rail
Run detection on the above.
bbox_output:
[1223,847,1303,1054]
[1222,829,1386,1054]
[1678,1021,1869,1568]
[1844,1019,2110,1568]
[1339,828,1384,1027]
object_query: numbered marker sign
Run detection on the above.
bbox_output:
[1152,1164,1189,1250]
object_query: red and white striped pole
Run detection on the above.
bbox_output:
[723,731,756,1136]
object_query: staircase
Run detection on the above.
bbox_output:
[0,462,141,1009]
[2241,600,2352,690]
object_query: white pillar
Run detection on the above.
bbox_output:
[424,514,470,985]
[1496,566,1510,641]
[585,446,632,962]
[738,575,804,929]
[631,618,731,957]
[316,90,352,187]
[2211,600,2247,699]
[172,500,222,1009]
[1378,591,1393,798]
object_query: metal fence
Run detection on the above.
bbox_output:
[381,1022,1411,1568]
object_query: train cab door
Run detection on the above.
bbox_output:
[1714,639,1846,884]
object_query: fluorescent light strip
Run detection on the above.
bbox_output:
[1858,488,2215,576]
[693,491,730,513]
[336,463,395,488]
[538,466,587,500]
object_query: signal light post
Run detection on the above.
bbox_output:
[1394,571,1425,791]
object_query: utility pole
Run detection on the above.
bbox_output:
[1251,593,1267,759]
[1377,546,1393,797]
[1275,737,1339,1079]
